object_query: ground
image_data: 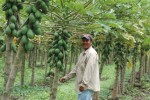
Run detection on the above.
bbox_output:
[0,58,150,100]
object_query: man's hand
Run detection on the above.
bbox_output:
[79,86,84,92]
[59,77,66,83]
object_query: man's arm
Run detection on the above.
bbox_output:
[64,66,76,80]
[60,53,82,83]
[59,65,76,83]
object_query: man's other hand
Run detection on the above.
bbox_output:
[79,86,84,92]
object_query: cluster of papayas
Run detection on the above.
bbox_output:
[35,0,49,14]
[47,29,72,70]
[2,0,24,52]
[113,42,126,67]
[101,40,113,62]
[20,0,49,51]
[3,0,24,36]
[1,0,49,52]
[2,0,24,20]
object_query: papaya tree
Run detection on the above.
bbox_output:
[1,0,49,99]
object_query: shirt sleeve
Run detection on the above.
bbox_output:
[63,53,83,80]
[64,66,76,80]
[81,53,98,85]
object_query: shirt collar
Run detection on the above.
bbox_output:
[82,46,92,55]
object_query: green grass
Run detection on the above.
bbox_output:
[0,58,149,100]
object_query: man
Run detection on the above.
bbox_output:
[60,34,100,100]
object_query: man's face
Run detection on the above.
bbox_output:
[82,38,92,50]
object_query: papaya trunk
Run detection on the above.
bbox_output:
[38,49,40,62]
[3,36,13,87]
[50,68,59,100]
[50,74,54,90]
[148,56,150,72]
[145,54,148,73]
[68,50,72,73]
[43,53,48,83]
[120,48,128,94]
[99,62,104,79]
[130,45,137,85]
[120,66,126,94]
[1,43,24,100]
[31,47,36,86]
[139,49,144,82]
[28,51,32,68]
[40,49,44,66]
[112,67,120,100]
[143,54,146,75]
[21,51,25,86]
[63,57,68,76]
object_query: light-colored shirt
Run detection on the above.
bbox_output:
[64,46,100,93]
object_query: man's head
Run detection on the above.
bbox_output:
[81,34,92,50]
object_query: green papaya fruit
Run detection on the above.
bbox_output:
[54,57,58,62]
[34,28,41,35]
[17,0,21,3]
[8,9,13,16]
[9,23,15,30]
[5,26,11,35]
[21,35,28,44]
[11,43,17,52]
[21,25,28,35]
[58,40,63,46]
[26,6,32,14]
[6,3,11,10]
[10,15,17,23]
[32,6,37,13]
[48,48,55,56]
[49,60,54,66]
[25,41,34,51]
[33,21,40,29]
[16,30,22,37]
[12,29,17,36]
[29,13,36,23]
[58,52,63,59]
[0,44,6,52]
[57,60,62,68]
[54,32,59,38]
[54,49,60,54]
[27,29,35,39]
[35,0,43,9]
[36,0,48,14]
[43,0,50,7]
[41,2,48,14]
[12,5,18,12]
[35,11,42,19]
